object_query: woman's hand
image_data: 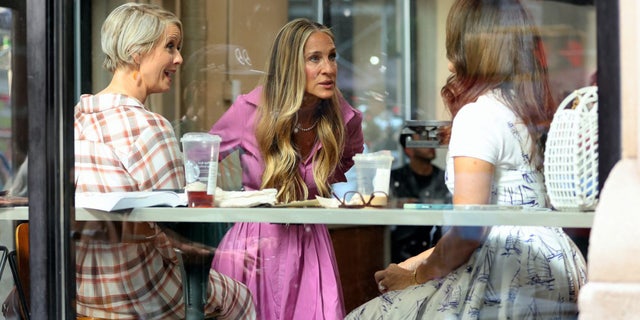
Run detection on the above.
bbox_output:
[376,156,494,295]
[374,263,416,293]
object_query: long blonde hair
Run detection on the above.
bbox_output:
[256,18,345,203]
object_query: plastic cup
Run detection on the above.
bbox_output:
[353,151,394,206]
[184,181,212,208]
[180,132,222,208]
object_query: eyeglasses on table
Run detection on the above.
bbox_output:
[331,191,389,209]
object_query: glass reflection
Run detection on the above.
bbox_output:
[0,4,30,318]
[0,12,10,294]
[71,0,597,318]
[183,44,266,76]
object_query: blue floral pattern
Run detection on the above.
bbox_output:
[345,114,587,320]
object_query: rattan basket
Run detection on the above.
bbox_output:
[544,86,598,211]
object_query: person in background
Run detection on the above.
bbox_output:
[346,0,586,318]
[389,132,450,262]
[209,18,364,320]
[73,3,254,319]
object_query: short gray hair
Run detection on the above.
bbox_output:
[101,2,182,73]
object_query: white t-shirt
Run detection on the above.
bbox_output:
[445,92,547,207]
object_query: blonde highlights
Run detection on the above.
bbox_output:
[256,19,345,203]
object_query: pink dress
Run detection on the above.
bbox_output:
[210,87,364,320]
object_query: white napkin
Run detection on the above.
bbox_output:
[214,187,277,207]
[316,196,341,208]
[331,165,357,199]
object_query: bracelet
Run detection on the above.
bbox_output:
[413,268,421,285]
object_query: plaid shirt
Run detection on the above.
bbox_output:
[74,93,185,192]
[74,93,255,319]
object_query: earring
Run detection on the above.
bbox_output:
[132,71,139,81]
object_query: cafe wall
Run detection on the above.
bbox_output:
[90,0,286,136]
[188,0,287,132]
[415,0,451,122]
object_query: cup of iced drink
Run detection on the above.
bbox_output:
[184,181,211,208]
[180,132,222,208]
[353,151,394,207]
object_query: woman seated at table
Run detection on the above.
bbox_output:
[346,0,586,319]
[73,3,254,319]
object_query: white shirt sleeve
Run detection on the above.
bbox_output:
[448,101,504,165]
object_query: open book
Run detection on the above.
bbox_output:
[75,191,187,211]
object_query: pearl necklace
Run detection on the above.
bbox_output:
[294,113,319,133]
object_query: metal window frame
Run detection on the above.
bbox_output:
[595,0,620,187]
[26,0,75,319]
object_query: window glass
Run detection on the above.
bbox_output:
[71,0,596,318]
[0,6,28,195]
[0,5,13,308]
[0,3,29,316]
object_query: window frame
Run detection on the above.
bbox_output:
[26,0,75,318]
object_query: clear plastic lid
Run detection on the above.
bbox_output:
[180,132,222,143]
[352,150,394,162]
